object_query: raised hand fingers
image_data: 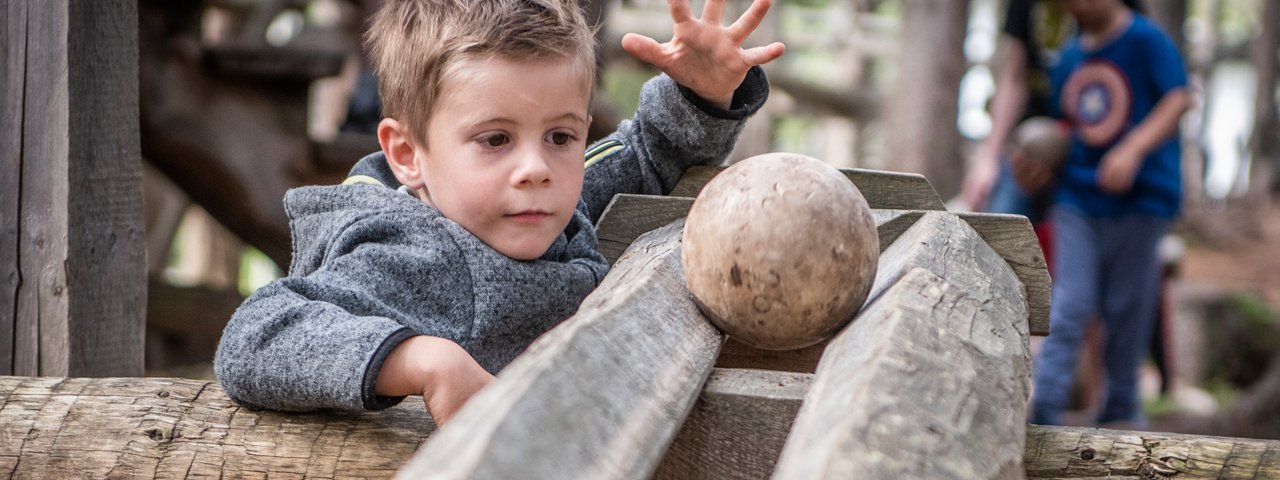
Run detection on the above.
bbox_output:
[621,33,669,69]
[666,0,694,23]
[742,42,786,67]
[702,0,725,24]
[728,0,773,43]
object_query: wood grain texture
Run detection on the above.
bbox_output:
[668,165,945,210]
[397,221,723,480]
[0,0,26,375]
[653,368,810,480]
[17,0,71,376]
[872,209,1051,336]
[14,0,144,376]
[774,213,1032,479]
[1026,424,1280,479]
[0,376,433,479]
[63,0,145,376]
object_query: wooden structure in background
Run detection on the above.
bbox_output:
[0,0,144,377]
[1,167,1278,478]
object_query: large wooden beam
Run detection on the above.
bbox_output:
[596,195,1050,335]
[653,368,809,480]
[669,165,945,210]
[395,221,723,479]
[0,376,432,478]
[774,213,1032,479]
[0,0,27,375]
[6,0,145,376]
[1026,425,1280,478]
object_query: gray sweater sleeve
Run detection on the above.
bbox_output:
[580,66,769,223]
[214,210,468,412]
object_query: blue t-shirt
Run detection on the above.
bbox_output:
[1051,14,1187,219]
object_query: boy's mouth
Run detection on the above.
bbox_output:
[507,209,552,224]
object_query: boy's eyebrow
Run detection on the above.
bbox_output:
[464,112,589,130]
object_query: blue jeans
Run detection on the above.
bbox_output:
[987,157,1050,223]
[1030,207,1171,426]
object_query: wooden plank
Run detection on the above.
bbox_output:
[668,164,945,210]
[15,1,145,376]
[0,0,27,375]
[396,221,723,479]
[1025,425,1280,478]
[713,337,826,373]
[774,213,1032,479]
[0,376,431,478]
[17,0,72,376]
[871,209,1051,336]
[596,195,1050,336]
[653,368,810,480]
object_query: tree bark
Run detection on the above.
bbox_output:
[1250,0,1279,192]
[882,0,970,200]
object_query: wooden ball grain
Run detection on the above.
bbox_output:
[681,153,879,350]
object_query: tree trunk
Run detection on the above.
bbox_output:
[882,0,970,200]
[1250,0,1280,192]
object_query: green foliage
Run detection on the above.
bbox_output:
[238,248,281,297]
[600,64,653,118]
[1230,292,1276,327]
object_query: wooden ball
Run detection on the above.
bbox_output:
[1013,116,1069,169]
[681,153,879,350]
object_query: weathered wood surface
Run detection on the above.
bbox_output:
[668,165,945,211]
[9,0,145,376]
[0,0,26,375]
[774,213,1032,479]
[0,376,433,478]
[596,195,1050,335]
[653,368,809,480]
[1026,425,1280,479]
[872,209,1051,336]
[396,221,723,480]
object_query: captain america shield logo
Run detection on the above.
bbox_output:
[1061,59,1131,147]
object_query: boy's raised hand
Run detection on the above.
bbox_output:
[622,0,785,109]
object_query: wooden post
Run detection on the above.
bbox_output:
[774,213,1032,479]
[4,0,144,376]
[1,0,27,375]
[395,222,724,479]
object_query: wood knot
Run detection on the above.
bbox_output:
[145,428,172,442]
[157,391,170,398]
[1079,447,1096,461]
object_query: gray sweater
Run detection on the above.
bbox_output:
[214,68,768,412]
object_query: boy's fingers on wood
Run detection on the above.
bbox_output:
[728,0,773,43]
[702,0,725,24]
[741,42,785,66]
[621,33,667,68]
[666,0,694,23]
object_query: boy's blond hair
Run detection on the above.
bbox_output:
[365,0,598,147]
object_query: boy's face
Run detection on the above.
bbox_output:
[400,57,591,260]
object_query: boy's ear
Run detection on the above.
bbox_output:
[378,118,424,189]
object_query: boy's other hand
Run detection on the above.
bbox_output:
[1097,143,1143,194]
[621,0,786,109]
[376,335,494,427]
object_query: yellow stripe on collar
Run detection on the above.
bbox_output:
[585,142,623,168]
[341,175,385,186]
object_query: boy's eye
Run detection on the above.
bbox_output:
[481,134,510,148]
[549,132,573,146]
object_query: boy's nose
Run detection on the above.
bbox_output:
[513,148,553,186]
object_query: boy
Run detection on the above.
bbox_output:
[1029,0,1189,427]
[214,0,784,426]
